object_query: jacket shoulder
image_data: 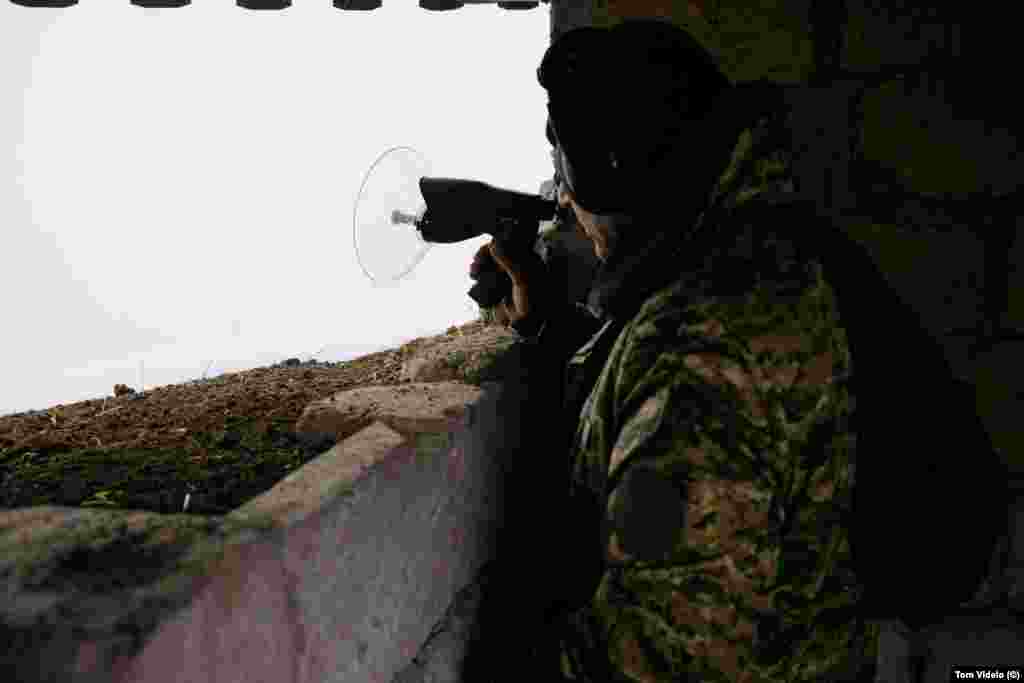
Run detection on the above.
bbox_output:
[624,201,846,369]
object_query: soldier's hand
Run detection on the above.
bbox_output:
[470,238,548,331]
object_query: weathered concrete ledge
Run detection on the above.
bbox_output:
[0,376,527,683]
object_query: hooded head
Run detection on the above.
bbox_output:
[538,19,737,260]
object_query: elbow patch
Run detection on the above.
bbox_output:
[608,466,687,563]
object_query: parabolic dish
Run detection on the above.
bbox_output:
[352,146,434,286]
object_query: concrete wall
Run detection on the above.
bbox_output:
[0,373,540,683]
[126,380,525,683]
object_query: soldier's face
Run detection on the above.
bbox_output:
[558,184,612,261]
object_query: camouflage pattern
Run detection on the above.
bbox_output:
[549,105,880,681]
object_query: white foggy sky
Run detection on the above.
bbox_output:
[1,2,553,416]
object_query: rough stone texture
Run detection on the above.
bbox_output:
[397,326,519,385]
[293,382,484,449]
[289,320,523,445]
[112,383,136,397]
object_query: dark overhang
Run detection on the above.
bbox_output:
[9,0,545,10]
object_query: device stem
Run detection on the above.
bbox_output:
[390,209,420,226]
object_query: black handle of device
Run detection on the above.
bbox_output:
[468,260,513,309]
[467,223,540,309]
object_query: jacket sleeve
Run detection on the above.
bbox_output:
[561,281,867,682]
[514,301,604,364]
[508,301,609,620]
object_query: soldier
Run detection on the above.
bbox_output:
[471,19,877,682]
[476,165,596,328]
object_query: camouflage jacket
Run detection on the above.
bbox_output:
[526,105,878,682]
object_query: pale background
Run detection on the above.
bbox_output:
[1,1,552,416]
